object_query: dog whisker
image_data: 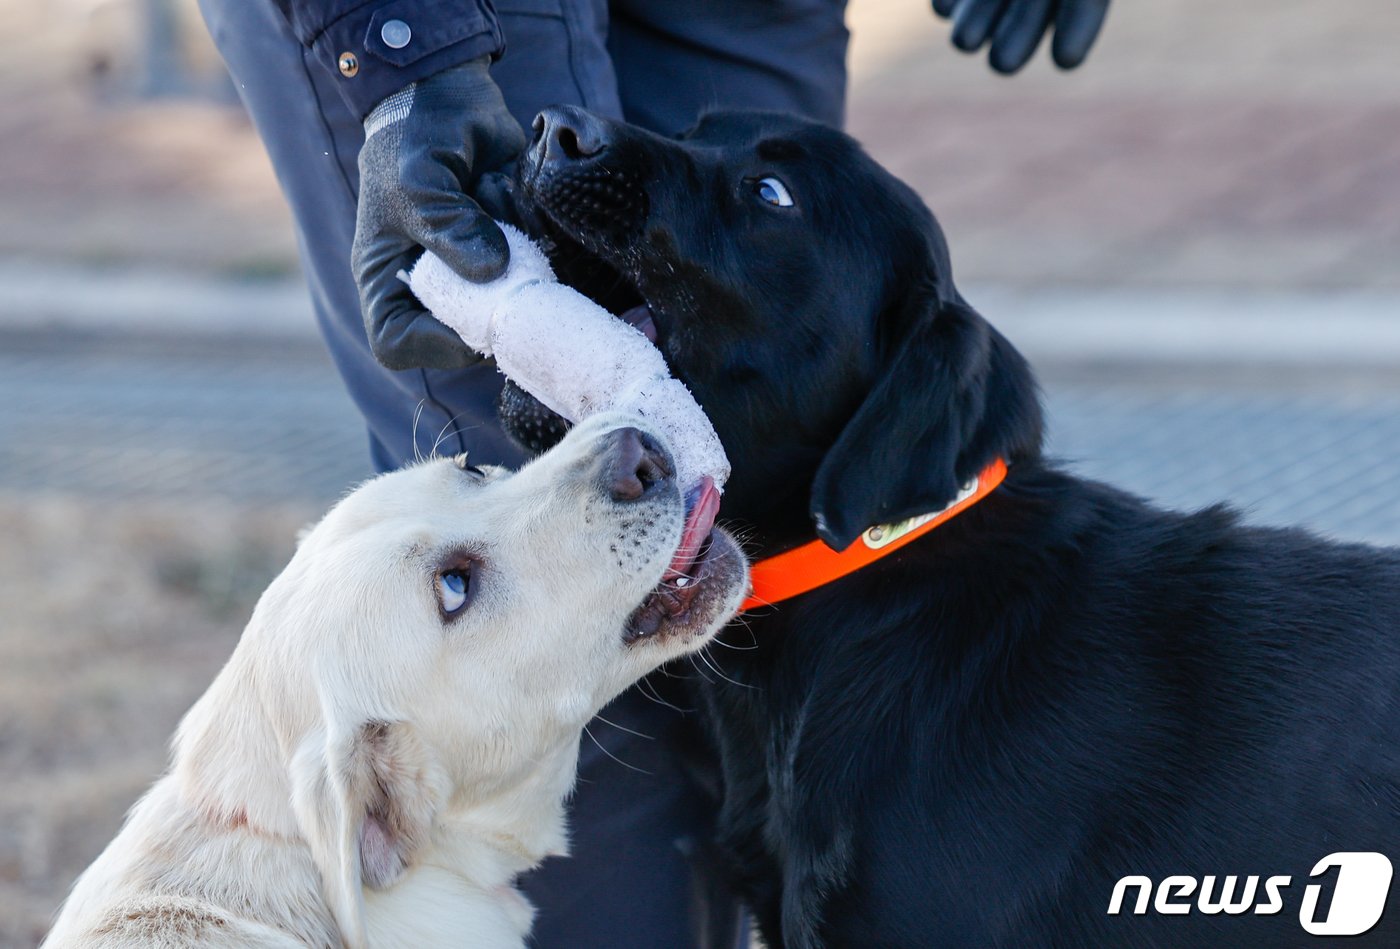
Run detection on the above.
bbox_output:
[734,619,762,645]
[708,633,760,651]
[736,591,779,611]
[693,645,754,690]
[685,653,717,686]
[582,724,654,776]
[411,400,428,464]
[636,678,690,713]
[591,713,655,741]
[429,410,472,460]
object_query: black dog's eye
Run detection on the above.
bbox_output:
[750,176,795,208]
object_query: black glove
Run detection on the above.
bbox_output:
[931,0,1110,74]
[352,58,527,371]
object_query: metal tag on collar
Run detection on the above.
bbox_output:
[862,476,979,550]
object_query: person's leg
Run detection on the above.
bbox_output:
[608,0,850,135]
[198,2,735,947]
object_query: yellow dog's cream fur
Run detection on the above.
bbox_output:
[43,414,746,948]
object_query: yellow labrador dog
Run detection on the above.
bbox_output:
[43,413,746,949]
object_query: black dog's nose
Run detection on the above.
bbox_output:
[533,106,609,165]
[603,427,673,502]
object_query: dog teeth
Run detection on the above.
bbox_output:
[675,577,690,588]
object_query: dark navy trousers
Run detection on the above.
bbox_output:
[197,1,847,944]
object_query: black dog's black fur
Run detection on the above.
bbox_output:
[508,106,1400,948]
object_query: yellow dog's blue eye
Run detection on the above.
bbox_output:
[753,176,794,208]
[437,569,470,614]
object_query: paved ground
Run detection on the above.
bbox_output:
[5,327,1400,547]
[0,330,368,503]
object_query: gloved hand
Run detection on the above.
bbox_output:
[931,0,1110,74]
[352,57,527,371]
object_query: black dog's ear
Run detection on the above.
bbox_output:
[809,297,1042,550]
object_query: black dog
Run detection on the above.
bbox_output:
[506,105,1400,948]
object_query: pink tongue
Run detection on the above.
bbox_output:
[664,476,719,581]
[620,304,657,343]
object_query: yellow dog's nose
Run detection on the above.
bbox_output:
[603,426,673,502]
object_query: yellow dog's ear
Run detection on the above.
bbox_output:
[291,721,441,948]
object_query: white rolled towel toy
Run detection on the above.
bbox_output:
[407,223,729,581]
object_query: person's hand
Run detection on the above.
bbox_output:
[352,57,527,371]
[930,0,1110,74]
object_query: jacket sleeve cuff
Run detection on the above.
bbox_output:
[311,0,504,120]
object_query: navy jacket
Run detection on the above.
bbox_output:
[273,0,504,118]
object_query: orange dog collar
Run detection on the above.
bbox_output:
[739,458,1008,613]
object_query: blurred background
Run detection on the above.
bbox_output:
[2,0,1398,941]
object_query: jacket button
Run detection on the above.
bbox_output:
[381,19,412,49]
[338,52,359,77]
